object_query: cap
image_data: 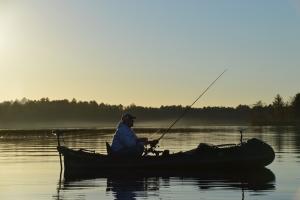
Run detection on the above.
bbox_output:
[121,113,136,121]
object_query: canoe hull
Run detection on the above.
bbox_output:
[57,138,275,177]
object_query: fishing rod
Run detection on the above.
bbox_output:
[155,69,227,142]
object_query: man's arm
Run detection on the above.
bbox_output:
[137,137,148,143]
[119,127,138,147]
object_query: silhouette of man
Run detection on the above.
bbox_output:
[111,113,158,156]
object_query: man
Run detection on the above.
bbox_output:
[111,113,158,156]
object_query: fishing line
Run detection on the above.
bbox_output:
[152,69,228,141]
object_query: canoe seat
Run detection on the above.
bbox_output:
[106,142,112,155]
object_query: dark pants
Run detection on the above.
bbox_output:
[112,143,144,157]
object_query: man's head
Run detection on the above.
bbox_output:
[121,113,136,127]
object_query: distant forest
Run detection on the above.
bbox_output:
[0,93,299,128]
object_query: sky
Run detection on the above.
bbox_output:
[0,0,300,107]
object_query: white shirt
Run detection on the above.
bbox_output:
[111,122,138,152]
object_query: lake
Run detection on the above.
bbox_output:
[0,125,299,200]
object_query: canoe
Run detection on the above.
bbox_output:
[57,138,275,177]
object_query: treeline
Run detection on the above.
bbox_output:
[0,93,299,126]
[250,93,300,125]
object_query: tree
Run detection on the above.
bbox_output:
[272,94,284,109]
[251,101,271,124]
[272,94,285,122]
[292,93,300,119]
[252,101,265,111]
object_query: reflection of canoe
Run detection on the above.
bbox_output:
[57,138,275,177]
[62,168,275,192]
[56,169,275,200]
[195,168,275,191]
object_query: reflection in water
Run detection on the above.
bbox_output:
[293,126,300,153]
[55,168,275,200]
[195,168,275,191]
[106,177,160,200]
[3,126,300,200]
[273,126,285,152]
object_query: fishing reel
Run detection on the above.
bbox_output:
[143,140,162,156]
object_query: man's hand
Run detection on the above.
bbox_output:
[148,139,159,147]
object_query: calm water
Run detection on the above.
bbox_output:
[0,126,300,200]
